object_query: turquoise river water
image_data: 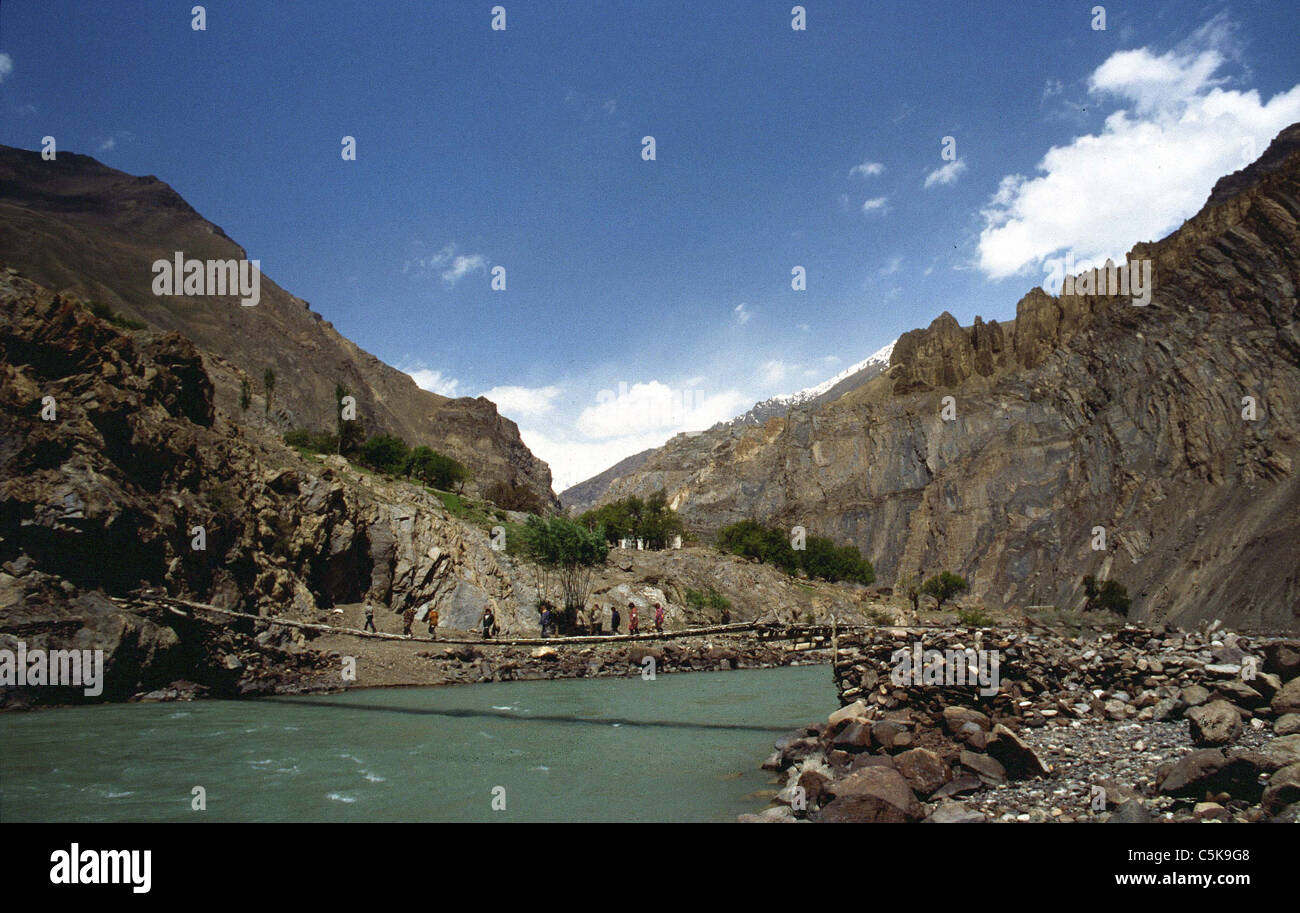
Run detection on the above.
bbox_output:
[0,664,835,822]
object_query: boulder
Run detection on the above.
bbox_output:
[815,766,924,823]
[1158,749,1227,797]
[959,750,1006,786]
[894,748,952,797]
[987,724,1051,778]
[1186,700,1243,747]
[924,801,987,823]
[1261,762,1300,815]
[942,706,991,734]
[1275,714,1300,736]
[1272,678,1300,716]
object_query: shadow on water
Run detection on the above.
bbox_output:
[256,696,794,733]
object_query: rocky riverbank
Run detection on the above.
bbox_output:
[746,624,1300,822]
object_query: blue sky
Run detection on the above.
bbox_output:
[2,1,1299,490]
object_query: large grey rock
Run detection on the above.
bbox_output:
[1186,700,1243,747]
[816,766,924,823]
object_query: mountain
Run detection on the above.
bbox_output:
[0,145,556,506]
[559,447,656,513]
[717,341,896,429]
[580,124,1300,632]
[558,342,896,511]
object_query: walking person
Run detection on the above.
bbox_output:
[402,606,416,637]
[426,607,439,637]
[654,602,665,634]
[628,601,639,635]
[363,603,377,633]
[611,604,622,634]
[540,603,553,638]
[588,604,602,636]
[481,606,496,640]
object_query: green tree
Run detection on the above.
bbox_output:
[485,479,546,514]
[263,367,276,415]
[357,433,410,475]
[1083,576,1132,616]
[921,571,969,609]
[239,378,252,411]
[407,446,470,492]
[580,490,684,548]
[717,519,798,574]
[514,514,610,632]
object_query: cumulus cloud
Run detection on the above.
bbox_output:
[403,364,461,397]
[850,160,885,178]
[923,160,967,188]
[576,381,748,439]
[404,242,488,286]
[861,196,890,215]
[480,384,561,418]
[977,19,1300,280]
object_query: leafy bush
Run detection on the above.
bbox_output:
[514,514,610,629]
[407,445,469,491]
[357,433,410,475]
[485,479,547,514]
[1083,576,1132,616]
[956,606,994,626]
[87,300,146,331]
[921,571,969,609]
[284,429,338,454]
[716,520,874,583]
[684,586,731,614]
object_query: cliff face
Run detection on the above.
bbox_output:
[593,124,1300,631]
[0,145,556,506]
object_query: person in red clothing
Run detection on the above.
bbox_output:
[628,601,639,635]
[654,602,665,634]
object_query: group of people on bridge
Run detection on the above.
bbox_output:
[476,600,667,640]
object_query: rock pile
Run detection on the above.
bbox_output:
[744,625,1300,823]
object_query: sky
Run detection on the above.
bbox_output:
[2,1,1299,491]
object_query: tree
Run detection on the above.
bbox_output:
[514,514,610,632]
[580,490,684,548]
[1083,576,1131,616]
[485,479,546,514]
[239,378,252,411]
[357,433,410,475]
[921,571,969,609]
[263,367,276,415]
[799,535,875,584]
[716,519,798,574]
[898,574,922,613]
[407,446,469,492]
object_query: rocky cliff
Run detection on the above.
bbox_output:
[588,124,1300,632]
[0,145,556,506]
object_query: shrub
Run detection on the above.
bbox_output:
[407,446,469,492]
[87,300,146,331]
[485,479,547,514]
[284,429,338,454]
[956,606,994,627]
[921,571,969,609]
[1083,576,1132,616]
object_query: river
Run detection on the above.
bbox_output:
[0,664,835,822]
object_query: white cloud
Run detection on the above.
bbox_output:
[576,381,748,439]
[879,256,903,276]
[403,365,461,397]
[977,20,1300,280]
[404,242,487,286]
[98,137,116,152]
[518,428,672,494]
[759,360,788,386]
[733,302,751,324]
[923,160,967,188]
[850,160,885,178]
[480,384,561,418]
[861,196,890,215]
[0,53,13,83]
[441,254,486,285]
